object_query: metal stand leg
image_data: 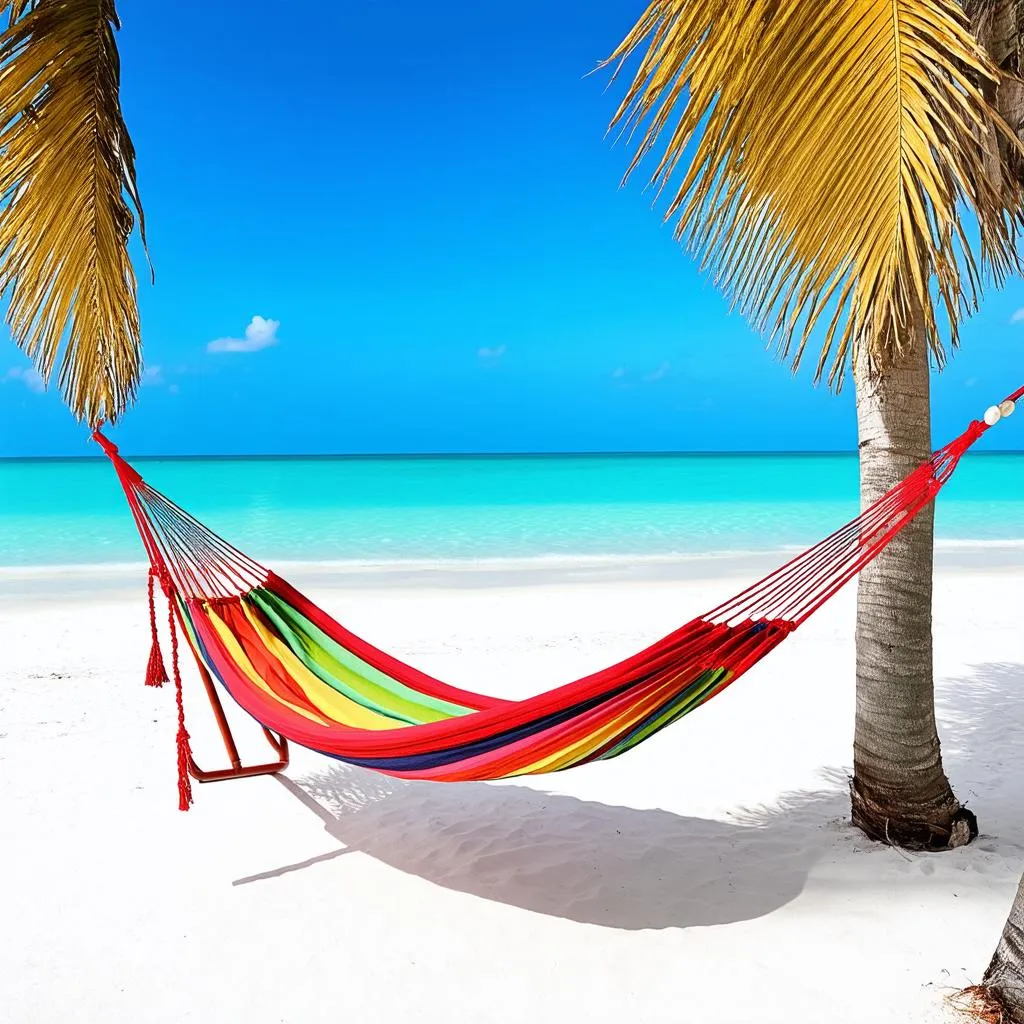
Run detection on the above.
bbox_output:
[187,661,290,783]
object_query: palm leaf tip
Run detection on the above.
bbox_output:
[604,0,1024,386]
[0,0,147,425]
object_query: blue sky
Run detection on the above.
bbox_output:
[1,0,1023,457]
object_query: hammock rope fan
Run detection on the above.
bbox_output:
[93,387,1022,810]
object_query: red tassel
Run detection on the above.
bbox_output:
[176,722,194,812]
[166,581,193,811]
[145,570,168,687]
[146,643,169,688]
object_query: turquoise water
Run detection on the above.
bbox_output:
[1,453,1022,567]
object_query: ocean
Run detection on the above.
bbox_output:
[1,453,1022,568]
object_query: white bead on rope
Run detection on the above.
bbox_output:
[984,405,1002,426]
[1000,399,1016,419]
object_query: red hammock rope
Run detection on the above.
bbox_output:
[165,583,193,811]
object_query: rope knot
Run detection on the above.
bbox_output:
[154,564,174,597]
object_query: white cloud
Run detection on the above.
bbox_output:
[142,365,182,395]
[478,344,507,361]
[208,315,280,354]
[4,366,45,393]
[612,362,670,387]
[1012,309,1024,324]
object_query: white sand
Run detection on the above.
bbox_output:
[2,558,1024,1023]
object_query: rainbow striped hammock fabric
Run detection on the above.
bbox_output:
[93,389,1019,809]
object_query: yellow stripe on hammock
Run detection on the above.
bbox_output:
[509,673,684,777]
[238,601,397,731]
[203,604,329,726]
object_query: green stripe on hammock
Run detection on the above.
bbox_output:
[249,588,474,725]
[600,667,731,760]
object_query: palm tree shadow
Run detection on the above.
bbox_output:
[937,661,1024,838]
[939,662,1024,760]
[243,762,849,930]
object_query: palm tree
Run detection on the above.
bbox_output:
[604,0,1024,850]
[950,6,1024,1018]
[2,1,1022,857]
[974,876,1024,1020]
[0,0,145,426]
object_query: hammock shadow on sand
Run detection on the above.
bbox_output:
[237,763,851,930]
[231,662,1024,929]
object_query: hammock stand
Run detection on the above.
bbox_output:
[188,657,289,782]
[93,386,1023,810]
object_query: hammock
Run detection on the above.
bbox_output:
[93,389,1020,809]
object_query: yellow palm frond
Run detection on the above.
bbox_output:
[0,0,146,424]
[605,0,1024,385]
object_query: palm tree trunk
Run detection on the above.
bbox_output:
[979,877,1024,1021]
[850,321,977,851]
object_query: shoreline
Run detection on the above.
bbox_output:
[4,539,1024,602]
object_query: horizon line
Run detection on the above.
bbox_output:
[2,448,1023,463]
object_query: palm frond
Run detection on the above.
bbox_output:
[0,0,146,425]
[605,0,1024,385]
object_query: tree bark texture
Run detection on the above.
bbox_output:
[851,324,976,851]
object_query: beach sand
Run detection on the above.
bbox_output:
[3,558,1023,1023]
